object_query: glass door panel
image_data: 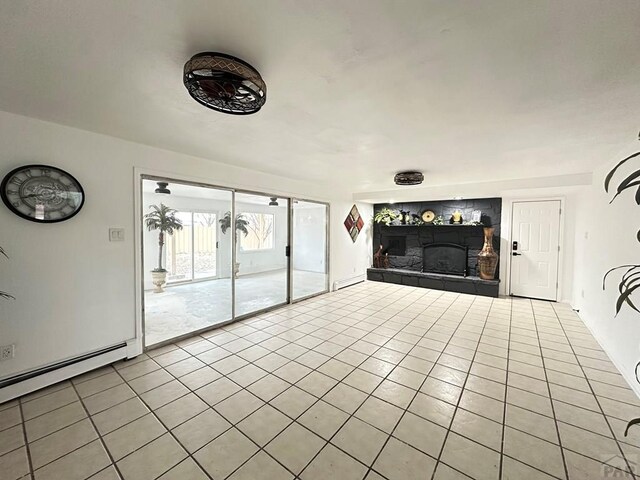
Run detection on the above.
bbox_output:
[234,192,289,317]
[292,200,329,300]
[142,178,232,347]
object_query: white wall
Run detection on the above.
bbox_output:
[572,147,640,395]
[0,111,369,380]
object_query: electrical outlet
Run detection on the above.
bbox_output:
[0,344,15,361]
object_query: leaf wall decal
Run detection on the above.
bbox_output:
[616,284,640,315]
[604,151,640,192]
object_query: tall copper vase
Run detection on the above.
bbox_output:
[478,227,498,280]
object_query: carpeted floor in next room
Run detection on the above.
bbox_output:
[1,281,639,480]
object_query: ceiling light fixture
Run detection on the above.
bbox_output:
[155,182,171,194]
[394,171,424,186]
[268,197,279,206]
[183,52,267,115]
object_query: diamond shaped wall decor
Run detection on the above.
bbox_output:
[344,204,364,243]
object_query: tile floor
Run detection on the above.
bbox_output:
[2,281,640,480]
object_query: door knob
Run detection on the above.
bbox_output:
[512,252,522,256]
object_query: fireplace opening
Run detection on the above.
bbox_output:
[423,243,468,277]
[381,235,406,256]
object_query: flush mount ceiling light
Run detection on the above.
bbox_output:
[155,182,171,194]
[394,171,424,186]
[268,197,279,206]
[183,52,267,115]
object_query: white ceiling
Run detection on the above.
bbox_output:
[1,1,639,193]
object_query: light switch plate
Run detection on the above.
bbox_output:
[109,228,125,242]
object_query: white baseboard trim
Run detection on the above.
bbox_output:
[0,344,128,403]
[333,274,365,291]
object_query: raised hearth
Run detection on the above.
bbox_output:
[367,267,500,298]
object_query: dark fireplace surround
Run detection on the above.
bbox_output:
[368,197,501,297]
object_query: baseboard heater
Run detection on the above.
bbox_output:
[0,342,127,403]
[333,274,366,291]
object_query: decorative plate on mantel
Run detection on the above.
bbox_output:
[421,210,435,223]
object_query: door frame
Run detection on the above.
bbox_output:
[289,198,331,304]
[134,169,331,352]
[505,197,565,302]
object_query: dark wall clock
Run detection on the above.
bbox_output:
[1,165,85,223]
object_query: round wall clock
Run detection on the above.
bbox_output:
[1,165,85,223]
[421,209,436,223]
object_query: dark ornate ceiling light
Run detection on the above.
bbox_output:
[268,197,279,206]
[394,171,424,186]
[183,52,267,115]
[155,182,171,194]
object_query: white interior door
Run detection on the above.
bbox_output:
[510,200,561,301]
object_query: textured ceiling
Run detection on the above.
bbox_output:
[1,0,639,193]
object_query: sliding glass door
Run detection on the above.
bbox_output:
[292,200,329,300]
[141,177,329,348]
[234,192,289,317]
[142,178,232,346]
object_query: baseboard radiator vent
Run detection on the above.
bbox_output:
[333,274,366,291]
[0,342,127,403]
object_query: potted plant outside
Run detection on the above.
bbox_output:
[144,204,183,292]
[219,212,249,278]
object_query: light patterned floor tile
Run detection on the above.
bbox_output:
[4,284,638,480]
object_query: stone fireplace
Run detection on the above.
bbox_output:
[368,197,502,297]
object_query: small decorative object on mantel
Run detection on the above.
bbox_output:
[1,164,85,223]
[344,204,364,243]
[394,171,424,186]
[373,207,399,226]
[432,215,444,225]
[183,52,267,115]
[471,210,482,223]
[477,227,499,280]
[421,209,435,223]
[450,210,463,224]
[399,210,410,225]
